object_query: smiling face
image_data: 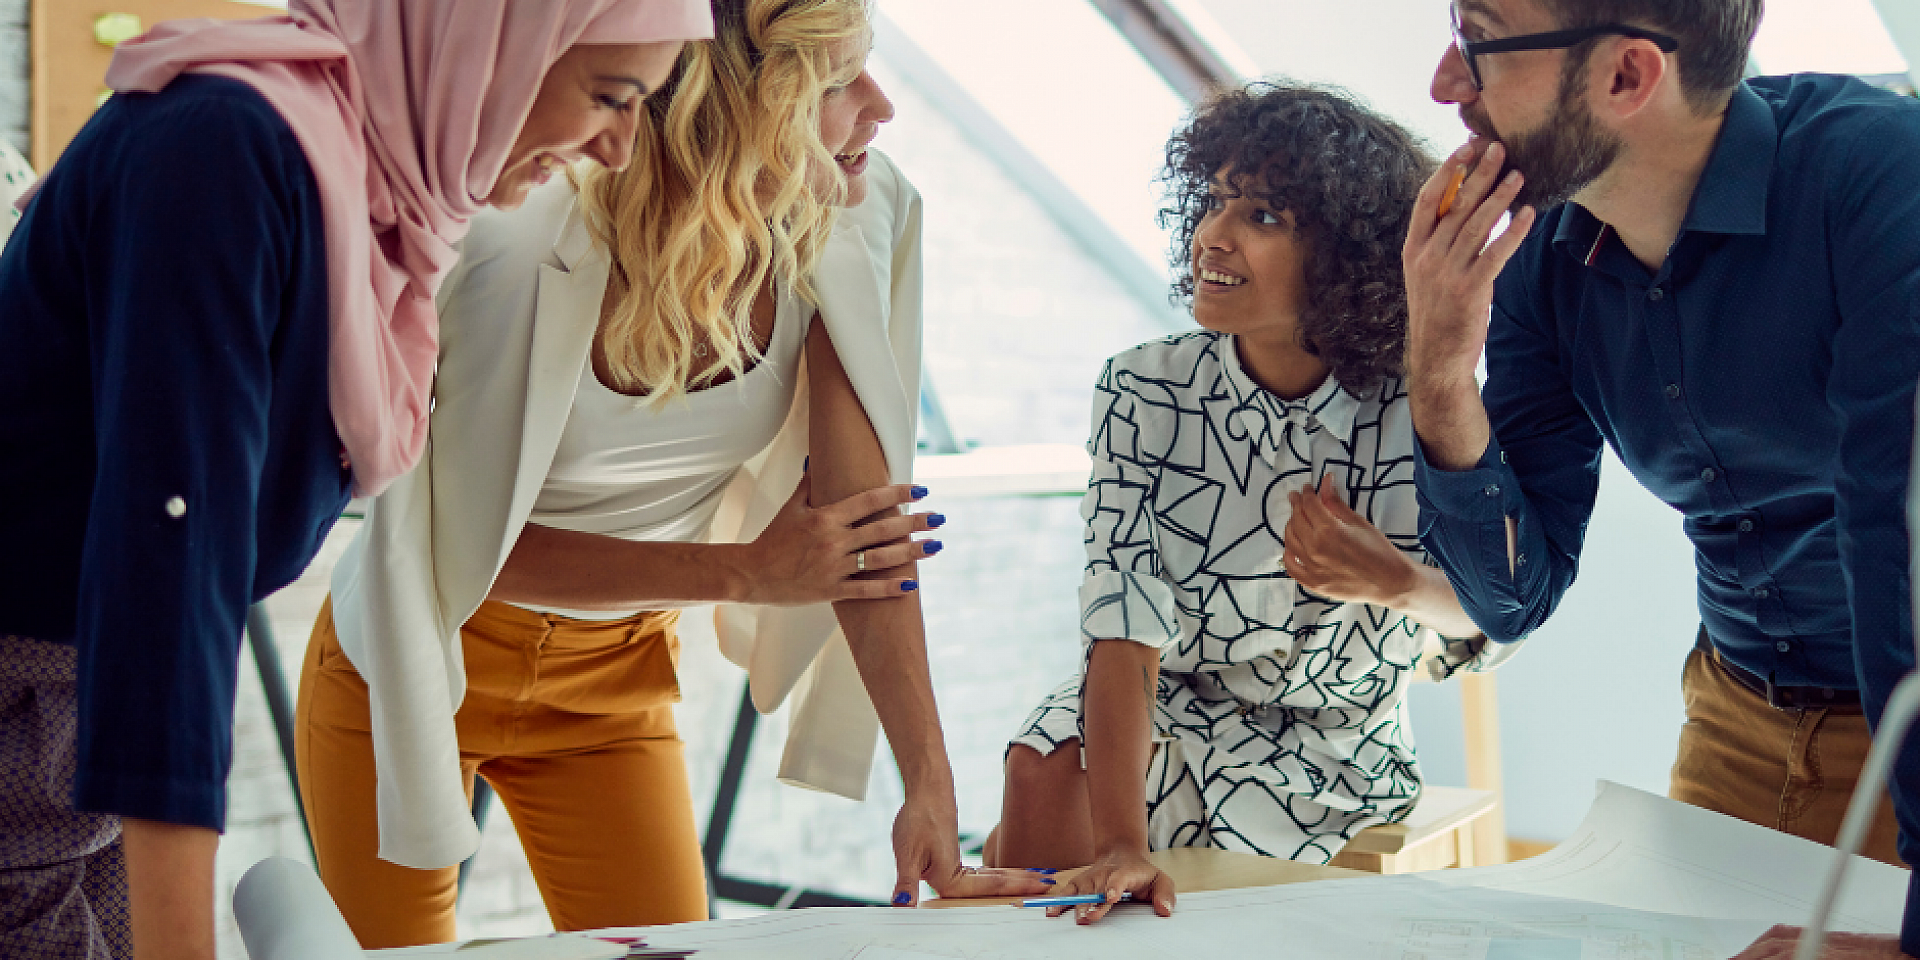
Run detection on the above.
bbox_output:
[487,40,686,209]
[1189,167,1313,347]
[812,39,895,208]
[1435,0,1623,210]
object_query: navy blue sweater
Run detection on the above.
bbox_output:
[0,76,350,830]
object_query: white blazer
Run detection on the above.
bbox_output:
[329,151,924,870]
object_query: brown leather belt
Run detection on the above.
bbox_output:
[1695,628,1862,713]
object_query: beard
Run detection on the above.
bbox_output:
[1464,67,1623,211]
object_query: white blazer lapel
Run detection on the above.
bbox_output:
[498,211,608,574]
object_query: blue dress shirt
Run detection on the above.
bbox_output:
[1415,75,1920,949]
[0,76,348,831]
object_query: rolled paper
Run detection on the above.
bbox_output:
[232,857,363,960]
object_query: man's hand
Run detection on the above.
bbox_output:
[1402,138,1535,471]
[743,472,940,605]
[1282,476,1420,606]
[1041,847,1174,924]
[889,795,1052,906]
[1732,924,1912,959]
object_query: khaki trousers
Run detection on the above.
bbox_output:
[295,598,708,949]
[1670,645,1904,867]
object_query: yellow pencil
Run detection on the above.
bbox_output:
[1438,167,1467,217]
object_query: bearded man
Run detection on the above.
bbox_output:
[1403,0,1920,955]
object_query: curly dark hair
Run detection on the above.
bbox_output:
[1161,82,1435,394]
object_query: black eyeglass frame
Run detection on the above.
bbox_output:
[1449,10,1680,91]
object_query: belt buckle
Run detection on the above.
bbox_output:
[1764,674,1791,710]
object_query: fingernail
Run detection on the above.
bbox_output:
[1026,868,1060,874]
[803,456,809,471]
[923,540,944,555]
[893,891,911,905]
[911,485,929,499]
[928,513,947,528]
[901,580,918,592]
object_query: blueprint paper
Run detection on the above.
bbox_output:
[597,884,1771,960]
[373,783,1907,959]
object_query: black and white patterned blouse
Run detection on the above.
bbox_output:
[1011,330,1514,862]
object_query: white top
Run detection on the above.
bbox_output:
[326,151,925,869]
[518,288,807,619]
[1016,330,1519,861]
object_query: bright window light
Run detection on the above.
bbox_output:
[880,0,1189,273]
[1183,0,1467,154]
[1752,0,1908,76]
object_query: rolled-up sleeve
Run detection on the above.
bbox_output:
[1416,296,1605,644]
[1078,360,1180,649]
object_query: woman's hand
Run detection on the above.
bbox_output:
[1042,847,1175,924]
[888,795,1053,906]
[741,471,944,605]
[1283,476,1419,607]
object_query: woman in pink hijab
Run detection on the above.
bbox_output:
[0,1,709,957]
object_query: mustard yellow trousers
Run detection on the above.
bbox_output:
[296,598,708,948]
[1670,645,1904,866]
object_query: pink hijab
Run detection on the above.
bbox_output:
[96,0,712,495]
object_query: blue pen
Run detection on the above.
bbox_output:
[1019,892,1134,908]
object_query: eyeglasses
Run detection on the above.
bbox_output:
[1449,6,1679,91]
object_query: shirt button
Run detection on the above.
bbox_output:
[1776,640,1792,654]
[1664,383,1681,400]
[1752,587,1770,600]
[1484,484,1501,497]
[164,496,187,519]
[1516,554,1528,567]
[1738,519,1755,533]
[1648,287,1666,301]
[1700,467,1717,484]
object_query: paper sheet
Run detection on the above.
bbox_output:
[365,782,1910,960]
[1424,781,1908,933]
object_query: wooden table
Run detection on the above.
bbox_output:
[923,848,1369,908]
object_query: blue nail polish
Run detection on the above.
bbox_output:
[1041,877,1056,885]
[901,580,919,592]
[928,513,947,528]
[893,891,912,905]
[911,485,929,499]
[803,456,809,470]
[1026,867,1060,875]
[923,540,944,555]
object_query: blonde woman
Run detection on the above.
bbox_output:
[293,0,1048,946]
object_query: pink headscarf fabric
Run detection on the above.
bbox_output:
[96,0,713,495]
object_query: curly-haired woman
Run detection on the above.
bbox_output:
[984,82,1519,922]
[294,0,1048,946]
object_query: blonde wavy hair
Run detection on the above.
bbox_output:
[575,0,872,400]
